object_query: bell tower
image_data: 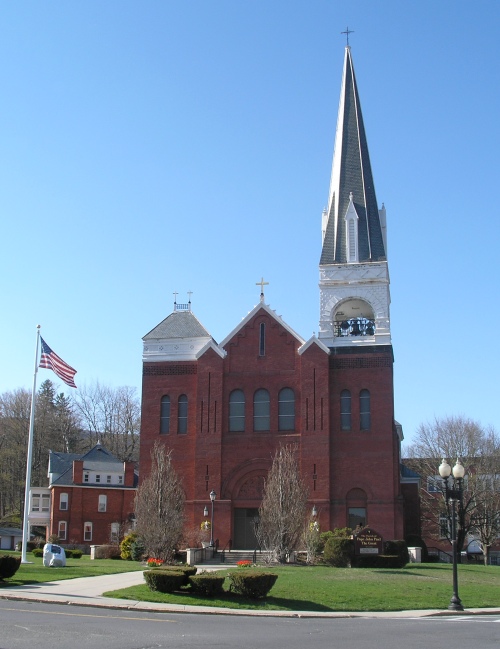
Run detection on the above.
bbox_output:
[319,46,391,348]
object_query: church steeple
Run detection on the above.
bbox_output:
[321,47,386,265]
[318,47,391,348]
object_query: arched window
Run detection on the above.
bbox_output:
[229,389,245,432]
[253,389,270,431]
[340,390,351,430]
[360,389,371,430]
[178,394,188,434]
[160,396,170,434]
[278,388,295,431]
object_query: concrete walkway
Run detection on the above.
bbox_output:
[0,571,499,618]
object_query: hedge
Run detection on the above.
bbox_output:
[143,570,186,593]
[93,545,122,560]
[151,565,197,586]
[323,537,354,567]
[0,555,21,580]
[228,572,278,599]
[383,540,409,568]
[189,573,226,597]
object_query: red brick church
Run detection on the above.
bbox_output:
[139,47,416,549]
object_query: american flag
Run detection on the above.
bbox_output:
[39,337,77,388]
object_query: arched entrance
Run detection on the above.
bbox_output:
[232,473,265,549]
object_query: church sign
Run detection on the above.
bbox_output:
[354,528,383,555]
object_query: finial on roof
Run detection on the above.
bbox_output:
[256,277,269,303]
[341,26,354,46]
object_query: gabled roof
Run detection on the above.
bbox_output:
[49,444,129,487]
[298,336,331,356]
[219,302,305,349]
[321,47,386,265]
[143,310,212,341]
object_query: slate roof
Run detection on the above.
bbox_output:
[49,444,134,487]
[143,310,212,341]
[321,47,386,265]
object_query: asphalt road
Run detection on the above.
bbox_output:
[0,601,499,649]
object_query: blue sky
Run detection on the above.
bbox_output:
[1,1,499,448]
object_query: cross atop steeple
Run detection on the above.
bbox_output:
[256,277,269,302]
[341,26,354,46]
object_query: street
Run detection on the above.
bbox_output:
[0,601,499,649]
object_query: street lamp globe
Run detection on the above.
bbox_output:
[452,459,465,479]
[439,459,452,478]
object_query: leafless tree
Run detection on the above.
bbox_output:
[404,415,500,562]
[72,382,140,461]
[256,444,308,563]
[134,442,185,562]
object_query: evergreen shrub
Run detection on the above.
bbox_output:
[120,532,138,560]
[354,554,403,568]
[323,537,354,567]
[143,570,185,593]
[32,548,43,558]
[228,571,278,599]
[189,573,226,597]
[384,540,409,568]
[69,549,83,559]
[0,555,21,580]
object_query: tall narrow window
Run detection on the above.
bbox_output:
[58,521,67,540]
[84,522,93,542]
[41,494,50,512]
[160,395,170,434]
[59,493,68,511]
[229,389,245,432]
[178,394,188,434]
[253,389,270,431]
[98,494,107,512]
[340,390,351,430]
[110,522,120,544]
[259,322,265,356]
[360,389,371,430]
[278,388,295,431]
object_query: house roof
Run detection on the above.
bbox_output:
[49,444,135,487]
[143,310,212,341]
[320,46,386,265]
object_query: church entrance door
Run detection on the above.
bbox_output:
[233,508,259,549]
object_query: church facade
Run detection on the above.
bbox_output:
[139,47,411,549]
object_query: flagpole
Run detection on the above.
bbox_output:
[21,325,41,563]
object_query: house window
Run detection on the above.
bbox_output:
[59,493,68,511]
[160,395,170,434]
[84,472,89,483]
[229,389,245,432]
[259,323,265,356]
[278,388,295,431]
[96,474,101,483]
[110,522,120,544]
[340,390,351,430]
[31,494,40,511]
[178,394,188,434]
[254,389,270,431]
[98,495,107,512]
[118,475,123,485]
[107,475,112,484]
[359,389,371,430]
[84,522,93,541]
[32,493,50,512]
[58,521,67,540]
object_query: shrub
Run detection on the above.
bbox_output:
[0,555,21,580]
[120,532,138,560]
[384,540,409,568]
[48,534,60,544]
[151,565,197,586]
[32,548,43,558]
[69,549,83,559]
[189,573,226,597]
[130,539,146,561]
[323,537,354,567]
[94,545,121,560]
[143,570,186,593]
[354,554,404,569]
[228,571,278,599]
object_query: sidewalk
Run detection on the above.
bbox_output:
[0,571,499,618]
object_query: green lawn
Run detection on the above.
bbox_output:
[105,564,500,612]
[1,552,499,612]
[0,552,143,586]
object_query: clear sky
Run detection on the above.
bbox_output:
[1,1,499,449]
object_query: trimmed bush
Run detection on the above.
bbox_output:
[130,539,146,562]
[354,554,403,569]
[94,545,121,560]
[228,571,278,599]
[32,548,43,558]
[189,573,226,597]
[323,537,354,567]
[143,570,186,593]
[69,549,83,559]
[0,555,21,580]
[151,565,197,586]
[384,540,409,568]
[120,532,138,560]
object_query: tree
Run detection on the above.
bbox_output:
[71,382,140,461]
[134,442,185,562]
[404,416,500,562]
[255,445,308,563]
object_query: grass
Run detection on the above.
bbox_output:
[104,563,500,612]
[0,551,143,586]
[1,552,498,612]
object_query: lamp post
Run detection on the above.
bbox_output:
[209,490,216,548]
[438,458,465,611]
